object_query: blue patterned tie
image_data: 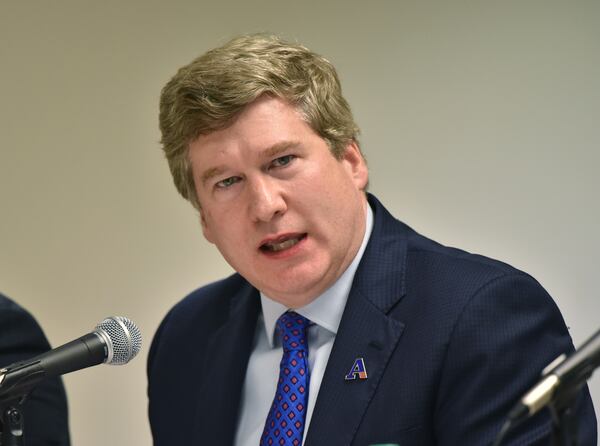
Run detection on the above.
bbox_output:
[260,311,310,446]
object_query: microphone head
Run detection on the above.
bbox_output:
[95,316,142,365]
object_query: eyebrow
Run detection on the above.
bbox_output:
[260,141,301,159]
[200,141,302,186]
[201,166,227,186]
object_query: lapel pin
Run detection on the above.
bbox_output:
[345,357,368,380]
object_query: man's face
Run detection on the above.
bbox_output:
[189,96,369,308]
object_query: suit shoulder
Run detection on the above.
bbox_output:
[0,292,51,353]
[369,194,525,288]
[0,292,33,318]
[407,229,527,285]
[387,220,561,323]
[398,229,562,325]
[159,273,251,332]
[172,273,248,310]
[366,195,547,312]
[148,273,255,367]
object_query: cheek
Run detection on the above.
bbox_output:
[200,209,233,246]
[202,210,248,252]
[199,210,214,243]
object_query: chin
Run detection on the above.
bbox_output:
[253,262,330,301]
[265,280,323,307]
[270,293,319,309]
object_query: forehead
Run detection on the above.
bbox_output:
[218,96,308,137]
[188,97,319,160]
[187,97,331,187]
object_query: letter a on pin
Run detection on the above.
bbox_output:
[345,357,368,380]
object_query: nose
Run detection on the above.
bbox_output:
[248,176,287,222]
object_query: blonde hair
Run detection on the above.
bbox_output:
[159,33,360,209]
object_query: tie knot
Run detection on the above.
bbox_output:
[277,311,310,353]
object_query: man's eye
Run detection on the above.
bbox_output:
[215,176,240,188]
[271,155,295,168]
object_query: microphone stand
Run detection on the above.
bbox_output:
[550,405,578,446]
[548,384,582,446]
[493,387,583,446]
[0,396,26,446]
[493,325,600,446]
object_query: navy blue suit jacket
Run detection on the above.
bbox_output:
[148,195,596,445]
[0,293,70,446]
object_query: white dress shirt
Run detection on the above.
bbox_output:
[234,205,374,446]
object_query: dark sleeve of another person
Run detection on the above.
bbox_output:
[0,293,70,446]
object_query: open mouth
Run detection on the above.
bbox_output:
[260,234,307,253]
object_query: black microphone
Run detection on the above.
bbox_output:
[0,316,142,403]
[508,326,600,422]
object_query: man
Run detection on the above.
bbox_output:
[147,34,596,445]
[0,293,70,445]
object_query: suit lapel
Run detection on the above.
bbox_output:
[192,282,261,445]
[304,195,410,446]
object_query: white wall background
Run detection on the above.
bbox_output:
[1,1,598,444]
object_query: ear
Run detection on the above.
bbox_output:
[341,141,369,190]
[199,208,215,244]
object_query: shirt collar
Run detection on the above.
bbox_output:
[261,203,374,347]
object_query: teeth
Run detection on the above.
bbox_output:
[264,237,301,252]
